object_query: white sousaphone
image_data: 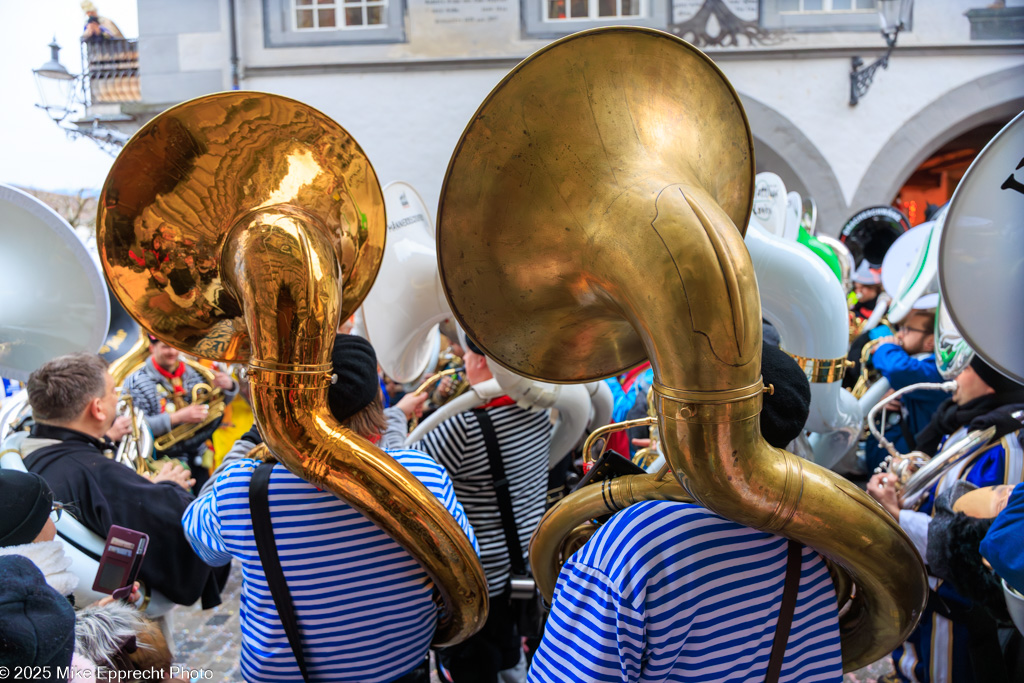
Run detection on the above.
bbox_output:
[885,213,943,326]
[0,184,172,615]
[751,172,797,241]
[362,182,445,385]
[745,220,862,469]
[938,111,1024,633]
[863,112,1024,632]
[361,182,613,464]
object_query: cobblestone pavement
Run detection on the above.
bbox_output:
[172,566,894,682]
[172,567,243,681]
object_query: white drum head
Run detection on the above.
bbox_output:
[939,111,1024,384]
[0,184,110,382]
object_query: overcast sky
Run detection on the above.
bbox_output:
[1,0,139,193]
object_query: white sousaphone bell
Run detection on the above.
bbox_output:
[0,184,172,615]
[884,214,943,325]
[360,181,612,465]
[362,182,445,385]
[936,111,1024,633]
[745,220,862,469]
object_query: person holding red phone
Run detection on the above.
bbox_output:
[19,353,224,610]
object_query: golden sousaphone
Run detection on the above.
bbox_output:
[437,27,926,670]
[97,92,487,645]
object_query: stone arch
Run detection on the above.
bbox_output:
[740,94,848,236]
[851,64,1024,209]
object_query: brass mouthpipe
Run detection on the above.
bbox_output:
[224,209,488,646]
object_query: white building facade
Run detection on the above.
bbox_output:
[118,0,1024,234]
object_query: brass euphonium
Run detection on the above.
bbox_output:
[98,92,487,645]
[436,27,926,670]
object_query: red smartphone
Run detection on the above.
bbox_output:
[92,525,149,600]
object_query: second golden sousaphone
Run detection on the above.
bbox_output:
[99,91,487,645]
[438,27,926,670]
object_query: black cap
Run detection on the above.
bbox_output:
[761,342,812,449]
[327,334,381,423]
[970,355,1024,396]
[0,470,54,547]
[0,554,76,671]
[463,335,485,357]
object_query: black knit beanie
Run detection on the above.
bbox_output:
[761,342,812,449]
[0,554,76,673]
[0,470,54,547]
[970,355,1024,396]
[327,334,381,423]
[464,335,484,356]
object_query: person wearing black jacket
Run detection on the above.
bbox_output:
[20,352,223,609]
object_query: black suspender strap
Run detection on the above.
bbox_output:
[472,408,527,577]
[249,462,310,683]
[765,540,802,683]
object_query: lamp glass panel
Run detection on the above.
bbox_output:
[33,71,75,119]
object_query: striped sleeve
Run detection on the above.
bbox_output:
[181,462,245,567]
[410,413,468,477]
[388,448,480,554]
[530,562,644,683]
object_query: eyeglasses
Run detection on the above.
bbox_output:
[50,501,64,523]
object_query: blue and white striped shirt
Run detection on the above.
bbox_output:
[528,501,842,683]
[182,449,479,683]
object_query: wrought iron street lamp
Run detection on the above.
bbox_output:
[32,38,128,155]
[849,0,914,106]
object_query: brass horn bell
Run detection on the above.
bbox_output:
[98,91,488,645]
[437,27,926,670]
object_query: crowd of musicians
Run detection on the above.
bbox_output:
[1,28,1021,683]
[2,259,1023,683]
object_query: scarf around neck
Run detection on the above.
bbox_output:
[916,390,1024,456]
[151,356,185,394]
[0,539,79,596]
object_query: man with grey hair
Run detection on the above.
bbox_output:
[18,352,223,608]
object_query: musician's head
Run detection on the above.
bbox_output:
[148,335,181,373]
[328,334,387,439]
[27,353,118,438]
[852,261,882,304]
[897,309,936,356]
[954,355,1024,405]
[462,336,492,386]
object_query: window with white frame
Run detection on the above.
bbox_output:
[294,0,388,30]
[524,0,665,37]
[264,0,403,47]
[544,0,642,22]
[776,0,876,12]
[762,0,894,31]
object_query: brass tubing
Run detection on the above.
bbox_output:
[224,209,488,646]
[531,472,693,599]
[434,28,926,672]
[657,391,924,670]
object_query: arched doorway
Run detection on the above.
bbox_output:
[851,64,1024,216]
[894,120,1011,226]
